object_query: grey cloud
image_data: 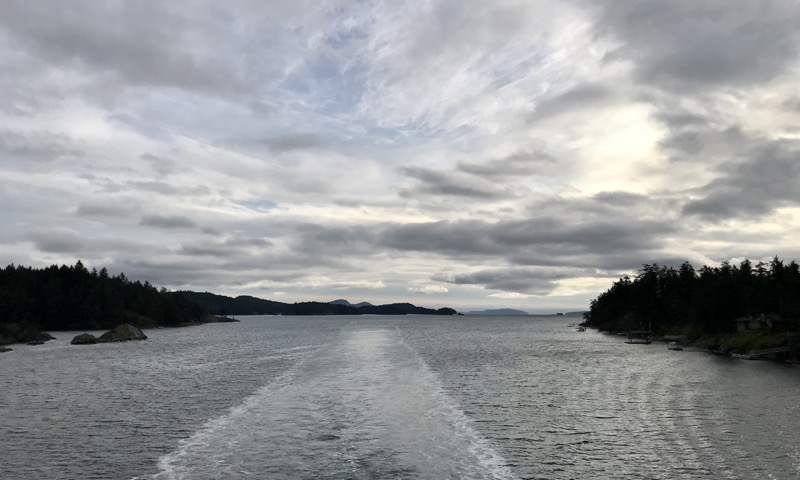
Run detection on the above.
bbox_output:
[107,258,215,287]
[591,191,649,207]
[226,237,272,248]
[0,2,241,94]
[200,226,223,236]
[682,141,800,220]
[180,245,239,258]
[529,84,614,122]
[651,109,709,130]
[127,181,179,195]
[592,1,800,90]
[379,215,674,260]
[783,96,800,112]
[659,124,752,163]
[108,244,368,289]
[457,151,555,178]
[141,153,177,176]
[493,217,672,254]
[261,133,325,153]
[379,220,498,256]
[87,177,209,197]
[76,202,135,218]
[434,268,566,295]
[0,130,80,163]
[29,229,150,257]
[140,215,197,230]
[781,95,800,113]
[33,232,85,254]
[398,165,510,200]
[294,223,377,258]
[180,237,273,258]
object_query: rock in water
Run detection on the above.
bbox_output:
[71,333,98,345]
[97,324,148,343]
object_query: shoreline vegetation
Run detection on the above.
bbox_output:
[585,257,800,361]
[0,262,456,347]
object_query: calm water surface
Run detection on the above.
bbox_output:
[2,315,799,479]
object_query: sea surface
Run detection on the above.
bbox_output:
[2,315,800,479]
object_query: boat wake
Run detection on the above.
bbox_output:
[136,327,517,480]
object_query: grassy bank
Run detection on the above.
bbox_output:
[689,329,799,357]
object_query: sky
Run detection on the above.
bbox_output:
[2,1,800,313]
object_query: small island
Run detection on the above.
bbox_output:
[464,308,530,316]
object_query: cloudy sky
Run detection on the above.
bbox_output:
[2,1,800,312]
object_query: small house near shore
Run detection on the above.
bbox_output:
[734,314,782,332]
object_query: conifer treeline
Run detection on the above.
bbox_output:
[0,261,205,334]
[586,257,800,335]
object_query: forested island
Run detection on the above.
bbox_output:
[585,257,800,357]
[0,262,456,346]
[179,291,457,317]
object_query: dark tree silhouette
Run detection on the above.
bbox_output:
[586,257,800,336]
[0,262,206,344]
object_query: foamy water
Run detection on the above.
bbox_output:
[144,328,516,480]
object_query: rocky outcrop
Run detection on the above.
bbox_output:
[0,347,12,353]
[0,322,56,345]
[71,333,98,345]
[97,324,147,343]
[71,324,147,345]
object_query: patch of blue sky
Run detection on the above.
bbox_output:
[239,199,278,212]
[278,50,368,116]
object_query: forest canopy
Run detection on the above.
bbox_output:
[585,257,800,336]
[0,261,205,344]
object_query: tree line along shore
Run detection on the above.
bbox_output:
[585,257,800,359]
[0,262,456,346]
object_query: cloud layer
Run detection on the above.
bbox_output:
[2,1,799,311]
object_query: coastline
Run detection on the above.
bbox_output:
[0,314,239,349]
[595,326,799,363]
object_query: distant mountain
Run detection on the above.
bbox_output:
[465,308,530,316]
[179,292,455,316]
[330,299,374,308]
[179,292,291,315]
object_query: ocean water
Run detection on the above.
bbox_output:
[2,315,800,479]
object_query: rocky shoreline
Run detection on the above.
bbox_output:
[599,327,799,362]
[0,315,238,352]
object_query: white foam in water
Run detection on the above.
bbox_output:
[140,351,314,480]
[394,331,520,480]
[138,330,519,480]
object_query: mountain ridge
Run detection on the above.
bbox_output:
[179,291,456,316]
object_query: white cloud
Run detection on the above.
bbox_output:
[408,285,450,294]
[488,292,531,299]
